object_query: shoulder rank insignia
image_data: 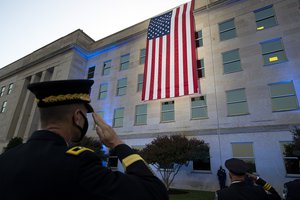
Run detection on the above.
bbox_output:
[66,146,94,155]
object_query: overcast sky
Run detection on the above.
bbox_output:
[0,0,190,69]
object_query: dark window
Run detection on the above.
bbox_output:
[87,66,95,79]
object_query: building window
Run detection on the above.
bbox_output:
[260,38,287,65]
[197,59,205,78]
[87,66,95,79]
[195,30,203,47]
[116,78,127,96]
[102,60,111,76]
[219,18,236,41]
[281,142,300,175]
[254,5,277,31]
[269,81,299,112]
[193,146,211,171]
[226,88,249,116]
[140,49,146,65]
[98,83,108,100]
[7,83,13,95]
[137,74,144,92]
[161,101,175,122]
[1,101,7,113]
[113,107,124,128]
[222,49,242,74]
[135,104,147,125]
[232,143,256,172]
[191,96,208,119]
[0,86,6,97]
[120,54,130,71]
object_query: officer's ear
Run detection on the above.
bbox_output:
[72,109,83,125]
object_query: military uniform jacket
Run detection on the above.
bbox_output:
[216,181,271,200]
[0,130,168,200]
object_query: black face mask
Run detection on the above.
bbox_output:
[73,111,89,142]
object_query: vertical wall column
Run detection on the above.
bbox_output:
[13,74,41,138]
[24,68,53,139]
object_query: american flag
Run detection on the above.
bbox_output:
[142,0,198,101]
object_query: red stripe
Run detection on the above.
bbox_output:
[165,34,170,98]
[157,37,163,99]
[149,40,156,100]
[182,4,189,95]
[142,40,150,101]
[174,7,180,97]
[189,0,198,93]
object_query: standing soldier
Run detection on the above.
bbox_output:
[217,166,227,189]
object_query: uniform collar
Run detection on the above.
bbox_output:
[28,130,68,146]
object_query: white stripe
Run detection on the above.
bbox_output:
[186,2,194,94]
[161,36,167,99]
[178,4,184,96]
[153,38,160,100]
[145,41,153,101]
[170,9,176,98]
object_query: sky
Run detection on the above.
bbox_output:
[0,0,190,69]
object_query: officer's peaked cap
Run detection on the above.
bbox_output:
[225,158,248,175]
[27,79,94,112]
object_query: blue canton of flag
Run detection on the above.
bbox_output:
[147,11,172,40]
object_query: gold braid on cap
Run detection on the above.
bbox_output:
[37,93,90,103]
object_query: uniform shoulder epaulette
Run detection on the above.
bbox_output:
[66,146,94,156]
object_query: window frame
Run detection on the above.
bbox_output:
[140,49,146,65]
[161,101,175,123]
[254,5,277,31]
[197,59,205,78]
[137,74,144,92]
[7,83,13,95]
[268,81,299,112]
[135,104,147,125]
[226,88,249,116]
[1,101,7,113]
[195,30,203,48]
[222,49,242,74]
[219,18,236,41]
[231,142,256,173]
[116,78,127,96]
[98,83,108,100]
[260,38,287,65]
[280,141,300,176]
[120,54,130,71]
[113,107,124,128]
[102,60,111,76]
[191,96,208,119]
[192,144,211,172]
[87,66,95,79]
[0,86,6,97]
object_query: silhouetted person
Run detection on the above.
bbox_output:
[217,166,227,189]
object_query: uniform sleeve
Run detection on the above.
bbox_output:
[77,144,168,200]
[255,177,281,200]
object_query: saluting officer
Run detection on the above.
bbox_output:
[216,158,281,200]
[0,79,168,200]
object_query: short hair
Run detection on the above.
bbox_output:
[39,104,86,125]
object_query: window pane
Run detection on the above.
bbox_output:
[117,88,126,96]
[162,101,174,111]
[192,97,206,107]
[284,159,300,174]
[219,19,235,31]
[270,82,295,97]
[193,158,211,171]
[162,111,174,121]
[255,6,274,21]
[103,61,111,75]
[223,49,239,63]
[226,89,246,103]
[87,66,95,79]
[224,60,242,74]
[140,49,146,64]
[196,30,203,47]
[137,74,144,92]
[272,96,299,111]
[136,104,147,114]
[136,115,147,125]
[220,29,236,41]
[115,109,124,118]
[228,102,248,115]
[261,39,282,54]
[256,17,277,29]
[114,118,123,127]
[263,50,287,65]
[118,79,127,87]
[192,107,208,118]
[232,143,254,157]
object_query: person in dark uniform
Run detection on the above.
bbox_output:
[217,166,227,189]
[283,146,300,200]
[0,79,168,200]
[216,158,281,200]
